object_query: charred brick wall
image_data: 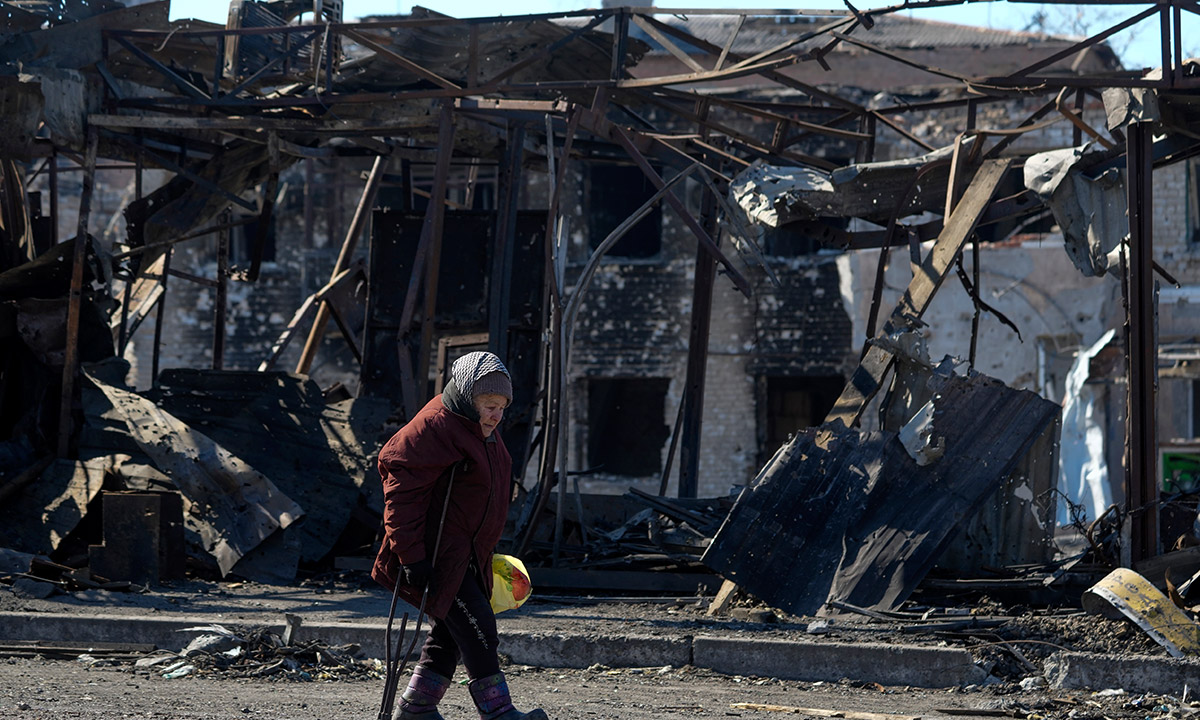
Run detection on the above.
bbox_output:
[748,257,854,377]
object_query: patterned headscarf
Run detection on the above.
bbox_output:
[450,351,511,399]
[442,351,511,422]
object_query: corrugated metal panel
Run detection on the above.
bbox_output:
[701,370,1061,617]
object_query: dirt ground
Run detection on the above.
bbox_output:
[0,571,1169,680]
[0,654,1188,720]
[0,568,1171,686]
[3,570,1196,720]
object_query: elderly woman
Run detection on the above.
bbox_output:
[371,351,547,720]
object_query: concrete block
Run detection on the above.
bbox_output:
[499,631,692,669]
[0,612,219,651]
[0,611,410,658]
[1045,651,1200,695]
[693,636,989,688]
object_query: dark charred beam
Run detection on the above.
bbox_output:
[108,35,211,101]
[635,14,864,112]
[827,158,1014,428]
[594,119,752,297]
[1127,121,1158,562]
[56,129,97,459]
[831,30,971,83]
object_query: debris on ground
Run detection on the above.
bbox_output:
[129,619,383,682]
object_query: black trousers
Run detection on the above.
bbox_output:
[418,563,501,680]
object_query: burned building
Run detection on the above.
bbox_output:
[0,0,1198,611]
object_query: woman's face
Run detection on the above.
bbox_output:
[473,393,508,438]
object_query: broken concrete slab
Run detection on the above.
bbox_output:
[501,632,692,670]
[693,637,989,687]
[0,547,35,575]
[728,141,977,229]
[1045,651,1200,695]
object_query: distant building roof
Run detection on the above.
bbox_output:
[560,11,1097,58]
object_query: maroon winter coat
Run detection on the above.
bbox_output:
[370,394,512,619]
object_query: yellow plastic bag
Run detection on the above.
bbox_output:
[490,554,531,613]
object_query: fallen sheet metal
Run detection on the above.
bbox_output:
[1083,567,1200,658]
[702,369,1061,617]
[83,366,304,577]
[729,142,969,228]
[0,456,113,554]
[1023,144,1126,277]
[147,369,390,564]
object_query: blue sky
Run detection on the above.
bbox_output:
[168,0,1194,71]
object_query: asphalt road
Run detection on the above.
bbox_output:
[0,655,1150,720]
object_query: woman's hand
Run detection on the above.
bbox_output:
[402,559,434,591]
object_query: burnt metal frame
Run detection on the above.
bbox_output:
[52,0,1189,565]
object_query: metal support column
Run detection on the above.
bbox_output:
[677,176,720,499]
[56,128,98,458]
[678,106,724,499]
[489,122,525,364]
[415,107,456,405]
[396,102,456,417]
[48,148,58,246]
[1126,121,1158,562]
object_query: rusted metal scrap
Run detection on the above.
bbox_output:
[702,368,1061,618]
[1083,567,1200,657]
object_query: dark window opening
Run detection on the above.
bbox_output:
[1189,158,1200,246]
[587,378,670,476]
[761,375,845,461]
[586,164,662,258]
[763,218,847,256]
[231,216,276,265]
[1193,379,1200,437]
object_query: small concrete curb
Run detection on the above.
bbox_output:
[694,636,990,687]
[1045,651,1200,694]
[500,632,692,669]
[0,611,397,653]
[4,612,1195,695]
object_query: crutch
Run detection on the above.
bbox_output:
[378,463,459,720]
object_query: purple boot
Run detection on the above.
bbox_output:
[398,665,450,720]
[468,672,548,720]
